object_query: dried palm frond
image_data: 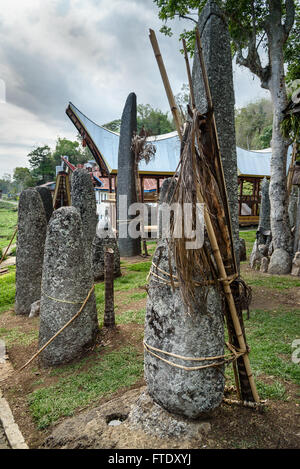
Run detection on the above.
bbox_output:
[169,108,236,313]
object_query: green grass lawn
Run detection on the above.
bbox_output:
[0,201,18,251]
[0,232,299,431]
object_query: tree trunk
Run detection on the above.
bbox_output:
[268,5,292,260]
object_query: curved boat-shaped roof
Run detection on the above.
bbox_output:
[66,102,292,177]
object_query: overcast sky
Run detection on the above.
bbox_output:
[0,0,270,177]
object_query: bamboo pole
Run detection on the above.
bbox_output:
[19,284,95,371]
[0,227,17,266]
[182,38,196,110]
[149,29,183,141]
[149,29,259,403]
[196,186,259,403]
[195,28,238,274]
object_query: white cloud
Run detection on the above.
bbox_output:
[0,0,269,177]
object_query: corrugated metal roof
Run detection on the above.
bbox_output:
[67,102,292,177]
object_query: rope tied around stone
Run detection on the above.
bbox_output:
[143,341,246,372]
[147,261,238,288]
[18,284,95,372]
[41,290,90,305]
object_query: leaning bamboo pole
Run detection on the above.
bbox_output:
[149,29,259,403]
[195,28,238,274]
[181,38,241,401]
[149,29,183,141]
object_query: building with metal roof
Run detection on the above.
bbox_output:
[66,102,293,226]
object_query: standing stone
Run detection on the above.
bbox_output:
[36,186,54,223]
[268,248,292,275]
[260,257,269,273]
[117,93,141,257]
[15,188,47,315]
[291,252,300,276]
[92,224,121,281]
[144,179,224,418]
[257,178,271,241]
[239,238,247,262]
[71,168,98,254]
[192,0,239,266]
[249,178,271,270]
[39,207,98,366]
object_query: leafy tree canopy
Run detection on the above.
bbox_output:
[103,104,175,136]
[235,98,273,149]
[154,0,298,86]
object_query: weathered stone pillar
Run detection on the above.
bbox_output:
[250,178,272,270]
[117,92,141,257]
[92,225,121,281]
[15,188,47,315]
[71,168,98,256]
[192,0,239,266]
[258,177,271,235]
[39,207,98,366]
[36,186,54,223]
[144,179,224,418]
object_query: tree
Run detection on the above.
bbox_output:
[103,105,175,136]
[235,98,273,149]
[137,104,175,135]
[13,167,35,191]
[28,145,54,184]
[154,0,297,265]
[52,137,87,167]
[103,119,122,133]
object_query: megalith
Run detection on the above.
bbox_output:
[117,92,141,257]
[92,224,121,282]
[39,207,98,367]
[36,186,54,223]
[192,0,239,266]
[71,168,98,255]
[250,178,272,269]
[144,179,224,418]
[15,188,47,315]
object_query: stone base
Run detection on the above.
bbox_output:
[43,387,213,449]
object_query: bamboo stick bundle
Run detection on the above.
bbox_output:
[149,28,259,404]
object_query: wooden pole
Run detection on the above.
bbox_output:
[149,29,183,141]
[149,25,259,403]
[182,38,196,110]
[195,27,258,401]
[196,186,259,403]
[195,27,238,274]
[104,248,115,328]
[0,227,17,266]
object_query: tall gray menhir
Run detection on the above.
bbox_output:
[15,188,47,315]
[117,92,141,257]
[144,179,224,418]
[192,0,239,266]
[39,207,98,366]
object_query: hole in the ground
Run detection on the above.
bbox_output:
[106,413,128,426]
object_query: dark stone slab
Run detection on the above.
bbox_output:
[71,168,98,252]
[117,93,141,257]
[36,186,53,223]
